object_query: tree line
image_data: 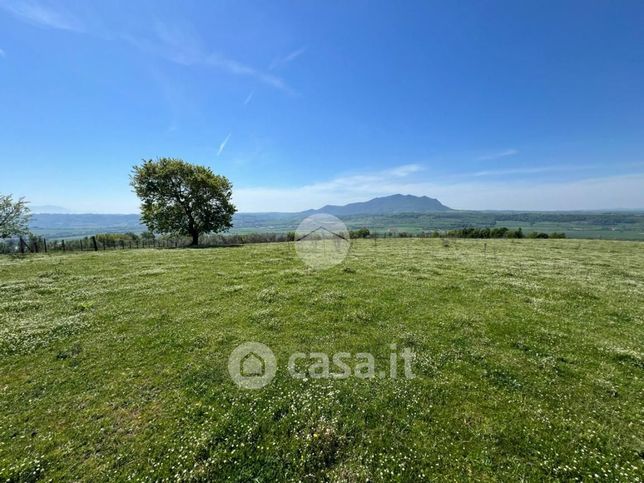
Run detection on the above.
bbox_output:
[442,227,566,239]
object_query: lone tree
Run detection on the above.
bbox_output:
[131,158,236,246]
[0,194,31,238]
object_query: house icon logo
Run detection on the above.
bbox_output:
[295,213,351,270]
[240,351,265,377]
[228,342,277,389]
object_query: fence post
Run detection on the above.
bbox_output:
[33,239,39,253]
[92,236,98,251]
[19,236,26,254]
[62,240,66,252]
[43,239,48,253]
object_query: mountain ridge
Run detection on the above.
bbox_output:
[26,194,452,238]
[302,194,452,216]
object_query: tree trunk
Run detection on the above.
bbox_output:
[190,232,199,246]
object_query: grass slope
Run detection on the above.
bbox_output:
[0,239,643,481]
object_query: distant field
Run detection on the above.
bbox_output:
[1,239,643,480]
[28,211,644,240]
[336,212,644,240]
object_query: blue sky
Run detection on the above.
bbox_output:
[1,0,643,213]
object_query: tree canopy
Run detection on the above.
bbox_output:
[0,194,31,239]
[131,158,236,245]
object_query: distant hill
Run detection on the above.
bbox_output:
[28,194,453,237]
[302,194,452,216]
[26,203,644,241]
[30,213,142,238]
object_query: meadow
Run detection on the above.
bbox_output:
[0,239,642,481]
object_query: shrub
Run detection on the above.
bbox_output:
[349,228,370,239]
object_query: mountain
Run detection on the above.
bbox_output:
[25,198,644,241]
[303,194,452,216]
[27,195,452,238]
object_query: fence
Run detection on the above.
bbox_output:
[0,232,297,255]
[0,227,563,256]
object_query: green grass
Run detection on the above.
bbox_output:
[1,239,643,481]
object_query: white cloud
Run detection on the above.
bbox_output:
[217,133,231,156]
[384,164,424,177]
[0,0,84,32]
[436,174,644,211]
[472,165,575,177]
[471,160,644,177]
[234,164,418,211]
[234,165,644,212]
[34,167,644,214]
[476,149,519,161]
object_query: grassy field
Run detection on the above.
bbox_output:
[1,239,643,481]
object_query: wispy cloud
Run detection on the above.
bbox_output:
[471,160,644,177]
[476,149,519,161]
[234,168,644,212]
[235,163,425,211]
[217,133,231,156]
[1,4,293,93]
[0,47,5,57]
[243,90,255,106]
[472,165,574,177]
[205,53,292,93]
[384,164,424,177]
[123,21,293,93]
[269,46,307,70]
[0,0,84,32]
